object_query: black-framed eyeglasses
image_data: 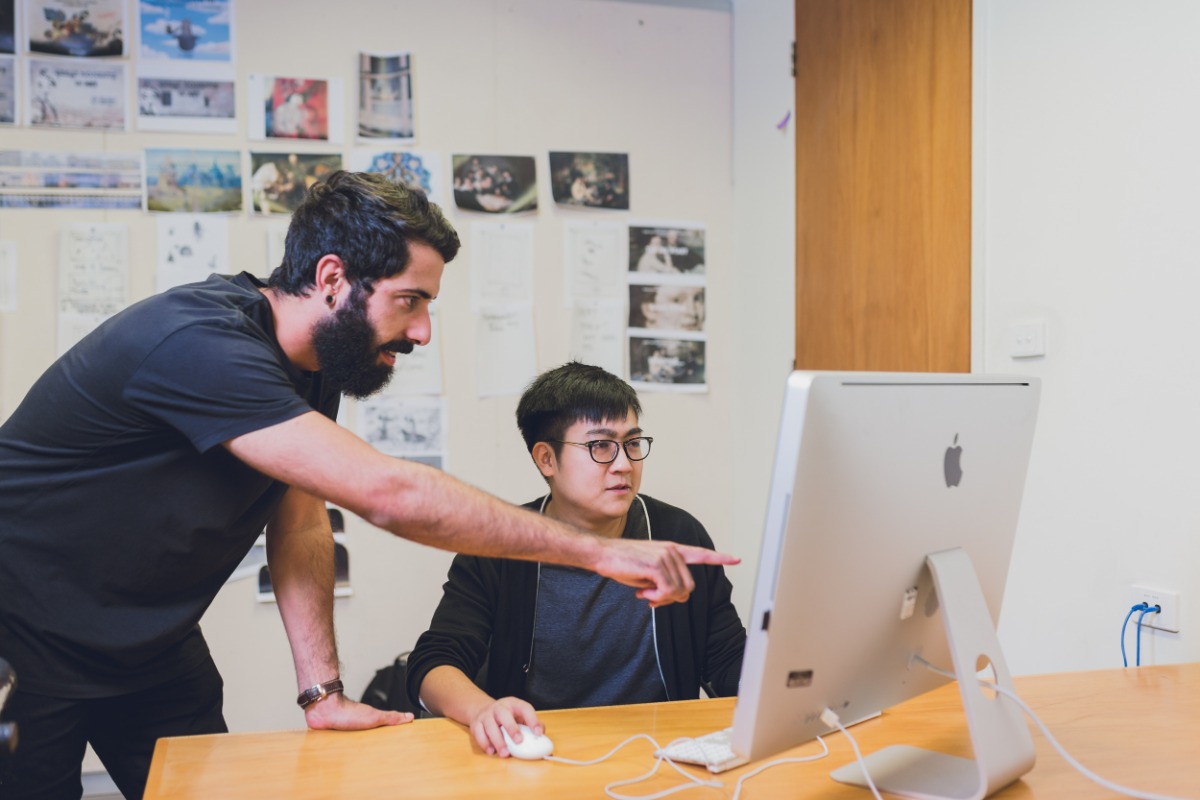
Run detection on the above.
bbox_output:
[554,437,653,464]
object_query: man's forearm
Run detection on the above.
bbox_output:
[419,665,496,726]
[266,488,340,691]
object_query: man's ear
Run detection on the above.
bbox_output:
[314,254,346,300]
[531,441,557,479]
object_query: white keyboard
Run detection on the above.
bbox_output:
[655,727,749,773]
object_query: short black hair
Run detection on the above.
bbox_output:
[516,362,642,455]
[267,171,460,297]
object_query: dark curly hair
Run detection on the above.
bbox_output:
[267,171,460,297]
[516,362,642,456]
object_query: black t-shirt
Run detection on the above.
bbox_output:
[0,273,339,697]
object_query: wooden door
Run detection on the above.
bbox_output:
[794,0,971,372]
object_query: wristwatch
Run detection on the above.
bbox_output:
[296,678,344,709]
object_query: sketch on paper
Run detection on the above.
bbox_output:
[156,214,229,291]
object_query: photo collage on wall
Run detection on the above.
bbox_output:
[627,223,707,392]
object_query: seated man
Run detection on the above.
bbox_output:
[406,362,746,757]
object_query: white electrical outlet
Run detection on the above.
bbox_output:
[1129,585,1180,633]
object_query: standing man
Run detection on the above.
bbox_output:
[0,172,735,799]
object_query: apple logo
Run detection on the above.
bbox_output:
[944,434,963,488]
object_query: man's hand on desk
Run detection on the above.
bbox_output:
[304,693,414,730]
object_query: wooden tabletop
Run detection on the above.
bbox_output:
[145,663,1199,799]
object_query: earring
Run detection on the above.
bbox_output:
[325,295,334,305]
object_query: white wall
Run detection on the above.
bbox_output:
[979,0,1199,673]
[0,0,740,739]
[729,0,795,625]
[735,0,1200,677]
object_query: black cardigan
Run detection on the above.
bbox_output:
[406,494,746,710]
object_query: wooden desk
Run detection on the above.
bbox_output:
[145,663,1199,799]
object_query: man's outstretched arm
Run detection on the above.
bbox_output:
[226,411,738,607]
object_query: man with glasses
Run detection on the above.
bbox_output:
[406,362,746,758]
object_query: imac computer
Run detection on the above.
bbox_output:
[729,371,1041,800]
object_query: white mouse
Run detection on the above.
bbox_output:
[501,724,554,760]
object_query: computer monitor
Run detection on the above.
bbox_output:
[730,371,1041,800]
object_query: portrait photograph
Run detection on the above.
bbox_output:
[628,223,707,277]
[549,151,629,210]
[627,283,705,333]
[144,148,242,213]
[358,51,414,142]
[27,0,123,57]
[138,0,231,62]
[249,151,342,214]
[451,154,537,214]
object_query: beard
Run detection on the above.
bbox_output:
[311,288,414,399]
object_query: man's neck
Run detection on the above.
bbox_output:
[544,496,627,540]
[261,286,320,372]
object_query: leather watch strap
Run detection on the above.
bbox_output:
[296,678,344,709]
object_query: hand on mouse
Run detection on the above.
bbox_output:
[468,696,543,757]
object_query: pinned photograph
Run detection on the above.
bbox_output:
[350,149,442,205]
[0,150,142,209]
[629,336,706,391]
[247,74,343,143]
[249,151,342,214]
[144,148,242,213]
[358,51,413,142]
[1,1,15,54]
[628,283,705,334]
[257,509,352,601]
[451,154,537,214]
[0,56,15,124]
[27,0,123,57]
[358,394,446,470]
[628,223,706,277]
[138,0,231,62]
[549,151,629,210]
[27,57,126,130]
[137,62,235,134]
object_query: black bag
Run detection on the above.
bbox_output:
[360,651,419,715]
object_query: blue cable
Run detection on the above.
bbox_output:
[1135,604,1161,667]
[1121,603,1150,667]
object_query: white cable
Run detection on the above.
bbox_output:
[913,656,1192,800]
[729,736,831,800]
[546,733,722,800]
[819,709,884,800]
